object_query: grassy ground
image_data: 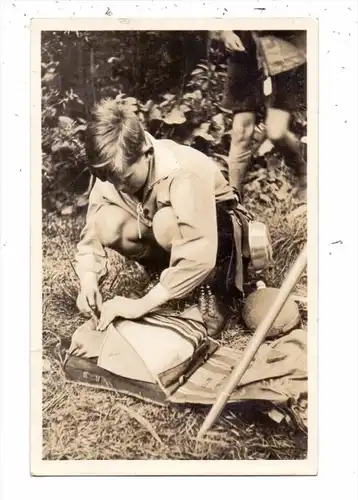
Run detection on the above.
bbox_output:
[42,183,308,461]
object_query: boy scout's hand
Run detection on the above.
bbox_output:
[97,297,146,331]
[222,31,246,53]
[76,272,103,317]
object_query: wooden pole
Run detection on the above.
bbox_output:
[197,243,308,439]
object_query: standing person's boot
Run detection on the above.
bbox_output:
[295,173,307,204]
[272,131,307,205]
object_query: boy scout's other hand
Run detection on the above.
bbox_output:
[76,272,102,317]
[222,31,245,53]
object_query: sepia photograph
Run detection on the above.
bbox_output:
[31,17,318,475]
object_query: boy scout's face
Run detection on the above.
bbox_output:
[92,146,153,195]
[116,152,152,195]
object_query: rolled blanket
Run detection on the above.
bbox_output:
[63,304,308,430]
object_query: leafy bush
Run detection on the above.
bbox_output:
[116,61,232,150]
[41,31,307,213]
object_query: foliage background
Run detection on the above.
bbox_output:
[41,31,308,460]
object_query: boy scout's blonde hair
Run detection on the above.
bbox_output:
[89,98,146,174]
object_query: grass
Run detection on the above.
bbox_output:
[41,184,308,461]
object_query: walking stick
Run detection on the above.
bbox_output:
[197,242,308,439]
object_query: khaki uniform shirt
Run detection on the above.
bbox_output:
[75,133,238,300]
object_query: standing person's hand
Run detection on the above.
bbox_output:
[221,31,246,53]
[76,272,103,317]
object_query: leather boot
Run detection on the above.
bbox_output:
[198,284,230,339]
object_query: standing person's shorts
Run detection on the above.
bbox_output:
[221,31,307,114]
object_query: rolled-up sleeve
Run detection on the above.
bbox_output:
[75,181,108,283]
[158,172,218,299]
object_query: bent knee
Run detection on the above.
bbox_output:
[152,207,181,252]
[94,205,130,247]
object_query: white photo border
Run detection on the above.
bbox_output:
[1,0,357,496]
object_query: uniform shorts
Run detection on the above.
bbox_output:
[221,33,307,114]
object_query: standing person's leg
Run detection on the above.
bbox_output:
[265,64,307,201]
[228,112,256,198]
[221,32,264,199]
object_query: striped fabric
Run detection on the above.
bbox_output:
[95,305,215,389]
[169,329,307,405]
[142,311,208,350]
[132,310,214,390]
